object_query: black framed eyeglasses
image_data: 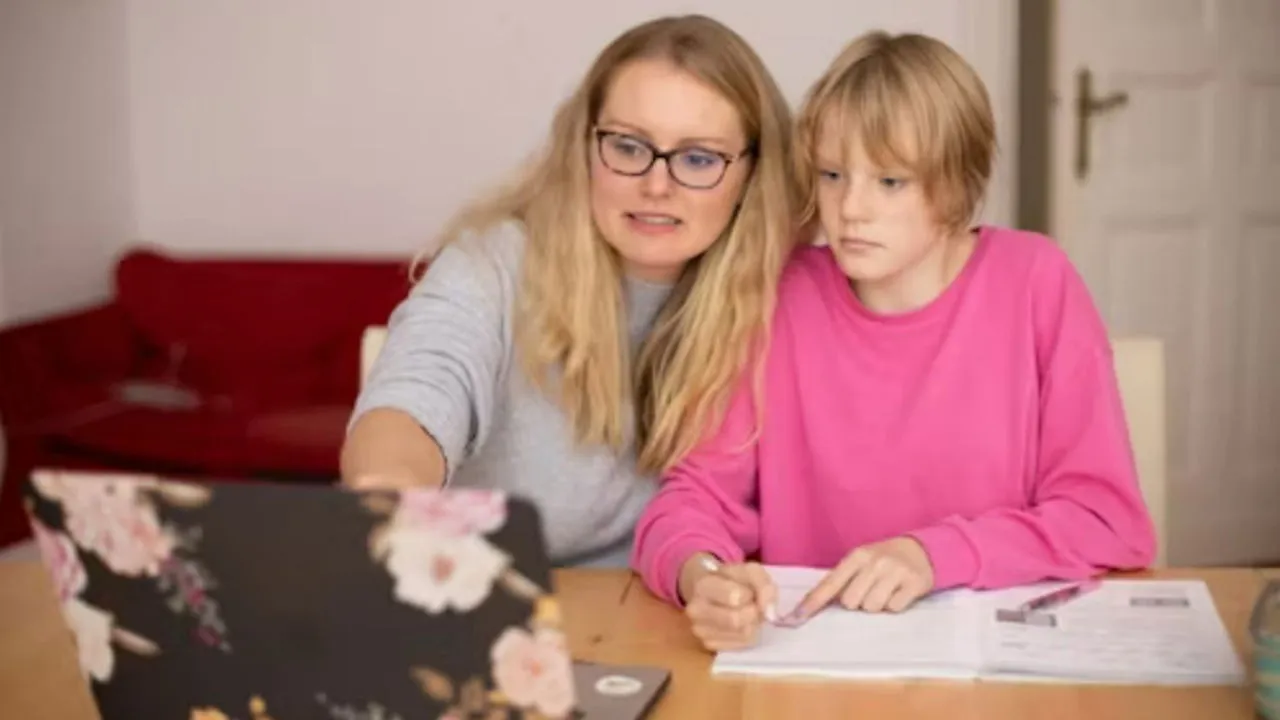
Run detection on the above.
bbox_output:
[593,128,753,190]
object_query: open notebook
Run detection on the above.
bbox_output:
[712,566,1247,686]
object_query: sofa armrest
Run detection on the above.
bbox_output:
[0,303,137,430]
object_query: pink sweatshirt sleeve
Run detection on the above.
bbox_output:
[630,376,762,605]
[908,255,1158,590]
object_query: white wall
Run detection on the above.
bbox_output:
[125,0,1017,255]
[0,0,1017,317]
[0,0,134,323]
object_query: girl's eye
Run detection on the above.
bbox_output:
[880,176,907,189]
[818,170,842,182]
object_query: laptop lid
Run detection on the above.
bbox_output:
[22,468,665,720]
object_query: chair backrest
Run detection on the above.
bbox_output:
[1111,336,1169,567]
[360,326,388,388]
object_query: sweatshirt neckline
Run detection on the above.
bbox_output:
[829,225,991,327]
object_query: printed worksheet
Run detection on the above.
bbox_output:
[712,566,983,679]
[979,580,1247,685]
[711,566,1247,686]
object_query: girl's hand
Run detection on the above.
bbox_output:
[679,554,778,652]
[788,537,935,622]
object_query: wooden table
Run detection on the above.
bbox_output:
[0,561,1269,719]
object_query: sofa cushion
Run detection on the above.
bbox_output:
[114,248,411,400]
[47,404,349,477]
[48,406,251,472]
[0,247,417,548]
[241,405,352,471]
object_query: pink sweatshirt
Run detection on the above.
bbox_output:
[632,226,1158,605]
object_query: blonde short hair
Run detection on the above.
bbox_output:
[795,31,996,231]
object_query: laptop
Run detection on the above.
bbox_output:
[22,468,670,719]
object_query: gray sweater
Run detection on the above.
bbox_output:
[351,222,673,567]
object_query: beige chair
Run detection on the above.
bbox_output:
[360,326,388,388]
[1111,336,1169,567]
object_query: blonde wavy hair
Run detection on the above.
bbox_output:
[420,15,798,474]
[794,31,996,233]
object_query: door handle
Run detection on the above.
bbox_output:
[1075,68,1130,180]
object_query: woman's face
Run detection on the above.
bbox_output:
[590,58,753,283]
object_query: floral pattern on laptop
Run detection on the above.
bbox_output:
[190,694,275,720]
[24,472,580,719]
[25,470,229,682]
[365,487,579,719]
[29,514,158,681]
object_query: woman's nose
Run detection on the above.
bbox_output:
[641,158,675,197]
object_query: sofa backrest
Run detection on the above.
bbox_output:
[115,247,413,405]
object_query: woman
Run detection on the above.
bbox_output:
[630,30,1157,649]
[341,15,799,568]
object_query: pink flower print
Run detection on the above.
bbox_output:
[56,477,175,578]
[31,470,158,505]
[30,518,87,603]
[384,529,509,614]
[30,470,75,503]
[491,626,576,718]
[62,597,116,682]
[393,488,506,538]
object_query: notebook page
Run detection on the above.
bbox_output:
[978,580,1247,686]
[711,566,983,679]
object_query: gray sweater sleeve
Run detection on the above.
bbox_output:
[350,223,522,479]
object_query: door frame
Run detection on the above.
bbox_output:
[1015,0,1054,234]
[960,0,1019,230]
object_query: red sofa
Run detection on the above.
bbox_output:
[0,246,413,548]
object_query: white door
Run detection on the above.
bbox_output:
[1051,0,1280,566]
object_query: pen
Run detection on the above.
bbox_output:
[1019,579,1100,613]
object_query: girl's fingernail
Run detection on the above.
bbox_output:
[773,612,801,628]
[765,603,779,623]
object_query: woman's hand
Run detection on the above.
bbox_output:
[789,537,935,622]
[678,554,778,652]
[344,473,423,491]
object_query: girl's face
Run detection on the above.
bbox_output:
[813,114,967,312]
[590,58,753,283]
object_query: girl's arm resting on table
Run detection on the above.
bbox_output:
[631,377,763,606]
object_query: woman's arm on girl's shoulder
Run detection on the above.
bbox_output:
[908,246,1158,590]
[340,227,519,489]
